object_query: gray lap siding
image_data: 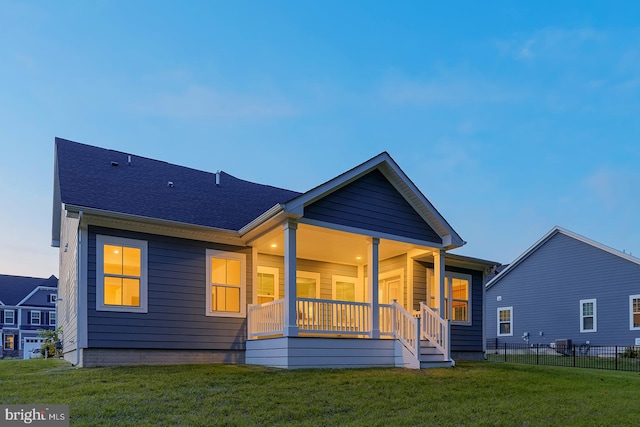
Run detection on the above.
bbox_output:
[87,226,250,350]
[486,233,640,346]
[415,262,484,352]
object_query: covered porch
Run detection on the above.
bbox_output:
[244,219,453,369]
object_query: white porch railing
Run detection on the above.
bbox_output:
[248,299,285,338]
[391,301,419,358]
[297,298,370,335]
[379,304,394,336]
[419,302,450,358]
[248,298,447,362]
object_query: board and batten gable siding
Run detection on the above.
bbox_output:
[486,232,640,346]
[303,170,442,245]
[415,262,484,353]
[87,226,250,350]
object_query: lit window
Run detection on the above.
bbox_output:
[4,310,14,325]
[580,299,597,332]
[334,279,356,302]
[296,271,320,299]
[31,311,41,325]
[428,269,472,323]
[498,307,513,336]
[96,235,148,313]
[257,266,279,304]
[631,295,640,330]
[206,250,246,317]
[3,334,14,350]
[49,312,57,326]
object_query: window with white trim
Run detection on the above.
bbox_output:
[49,312,57,326]
[4,334,14,350]
[332,275,358,302]
[497,307,513,336]
[256,266,279,304]
[427,269,472,324]
[4,310,14,325]
[31,311,41,325]
[296,271,320,299]
[630,295,640,330]
[96,235,148,313]
[580,299,597,332]
[49,294,57,303]
[206,249,246,318]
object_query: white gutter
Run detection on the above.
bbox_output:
[64,204,241,239]
[238,204,284,235]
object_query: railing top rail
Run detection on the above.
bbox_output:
[248,299,285,310]
[296,297,370,307]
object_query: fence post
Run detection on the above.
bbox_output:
[572,345,576,367]
[504,342,507,363]
[615,346,618,371]
[536,343,539,365]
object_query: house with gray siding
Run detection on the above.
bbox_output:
[1,274,58,359]
[486,226,640,348]
[52,137,496,368]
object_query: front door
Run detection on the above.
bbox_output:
[379,275,401,305]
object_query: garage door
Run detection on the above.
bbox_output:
[23,338,44,359]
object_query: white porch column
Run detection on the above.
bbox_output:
[368,237,380,339]
[283,220,299,337]
[434,249,446,319]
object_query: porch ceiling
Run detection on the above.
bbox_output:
[253,223,433,265]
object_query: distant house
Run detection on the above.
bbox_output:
[52,137,497,368]
[0,274,58,359]
[486,226,640,348]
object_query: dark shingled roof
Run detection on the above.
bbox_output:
[0,275,58,306]
[55,138,302,231]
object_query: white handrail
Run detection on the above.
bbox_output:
[420,302,449,357]
[392,301,419,358]
[248,299,285,339]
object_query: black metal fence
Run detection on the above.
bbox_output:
[486,341,640,372]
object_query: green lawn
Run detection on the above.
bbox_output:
[2,359,640,426]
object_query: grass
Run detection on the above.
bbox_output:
[2,359,640,426]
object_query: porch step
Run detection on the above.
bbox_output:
[418,339,454,368]
[420,360,455,369]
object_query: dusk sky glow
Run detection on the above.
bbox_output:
[1,1,640,277]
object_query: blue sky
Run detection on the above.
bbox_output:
[2,1,640,278]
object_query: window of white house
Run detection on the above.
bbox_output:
[31,311,41,325]
[49,294,57,303]
[256,266,279,304]
[206,249,246,318]
[49,312,57,326]
[4,310,14,325]
[630,295,640,330]
[96,235,148,313]
[296,271,320,299]
[4,334,14,350]
[497,307,513,336]
[427,269,472,324]
[580,299,597,332]
[332,275,358,302]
